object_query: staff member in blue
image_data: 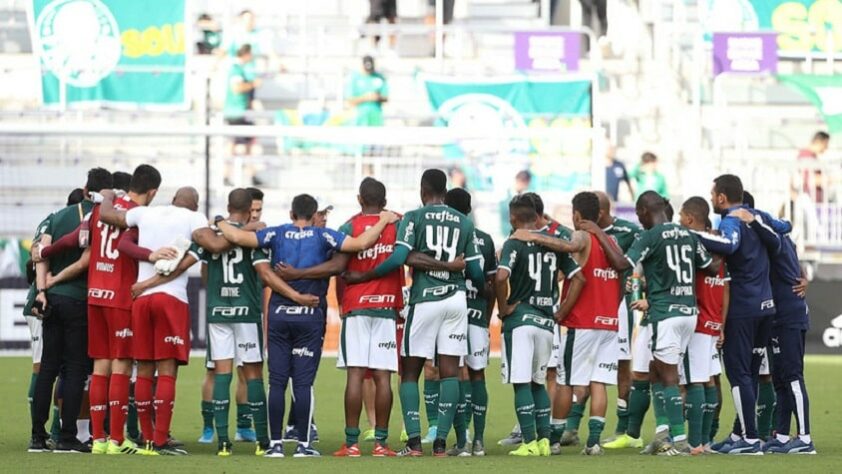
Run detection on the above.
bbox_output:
[218,194,397,457]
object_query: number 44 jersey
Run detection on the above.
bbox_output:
[190,222,270,324]
[397,204,481,305]
[87,196,139,310]
[625,222,713,323]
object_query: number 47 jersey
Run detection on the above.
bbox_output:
[397,204,481,304]
[87,196,139,310]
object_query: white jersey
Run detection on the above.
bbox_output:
[126,205,208,303]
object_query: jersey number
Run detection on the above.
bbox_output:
[426,226,460,262]
[96,221,120,260]
[222,248,244,284]
[665,244,693,284]
[528,252,557,291]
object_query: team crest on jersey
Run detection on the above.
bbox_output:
[262,231,276,244]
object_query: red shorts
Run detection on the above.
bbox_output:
[131,293,190,364]
[88,305,133,360]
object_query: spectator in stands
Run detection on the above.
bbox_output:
[499,169,532,236]
[346,56,389,127]
[604,143,633,202]
[196,13,221,55]
[425,0,455,54]
[224,44,262,185]
[629,152,667,199]
[449,166,467,190]
[222,10,274,61]
[797,131,830,202]
[366,0,398,51]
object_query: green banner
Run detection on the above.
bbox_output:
[29,0,187,108]
[702,0,842,54]
[780,74,842,134]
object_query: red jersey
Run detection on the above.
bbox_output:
[342,213,404,313]
[563,234,621,331]
[87,196,139,310]
[695,264,728,336]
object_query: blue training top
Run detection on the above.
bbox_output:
[255,224,347,311]
[696,204,776,319]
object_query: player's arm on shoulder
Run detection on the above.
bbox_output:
[340,211,399,252]
[193,227,233,254]
[37,223,83,261]
[746,214,782,256]
[255,262,320,307]
[556,271,585,324]
[494,266,514,319]
[698,217,740,255]
[695,238,720,276]
[131,253,198,299]
[406,251,465,272]
[46,247,90,289]
[275,252,351,281]
[217,220,259,248]
[511,228,584,254]
[99,190,129,228]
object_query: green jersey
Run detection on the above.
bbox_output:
[498,230,580,332]
[467,229,497,328]
[606,217,642,307]
[192,224,270,324]
[397,204,480,305]
[46,201,94,301]
[223,62,253,118]
[625,223,712,323]
[23,215,53,316]
[346,71,388,126]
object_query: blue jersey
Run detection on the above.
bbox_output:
[255,224,347,310]
[696,205,776,319]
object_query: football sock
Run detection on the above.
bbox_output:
[470,380,488,443]
[550,419,567,444]
[566,402,586,431]
[201,400,214,430]
[652,382,669,432]
[435,377,459,441]
[627,380,651,439]
[461,380,473,429]
[423,379,440,428]
[531,384,551,440]
[399,382,421,439]
[237,403,252,430]
[702,386,719,444]
[247,379,269,445]
[513,383,536,443]
[345,427,360,446]
[213,373,233,444]
[685,384,704,447]
[757,380,776,439]
[615,398,629,435]
[587,416,606,448]
[664,384,686,441]
[135,376,155,442]
[89,374,108,441]
[49,405,61,441]
[153,375,176,447]
[375,427,388,444]
[127,383,139,440]
[454,381,468,447]
[108,373,130,444]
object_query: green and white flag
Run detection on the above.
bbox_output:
[780,74,842,134]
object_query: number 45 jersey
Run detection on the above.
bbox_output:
[190,222,270,324]
[87,196,139,310]
[397,204,481,305]
[625,222,712,323]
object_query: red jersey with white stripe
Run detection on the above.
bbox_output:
[563,234,621,331]
[87,196,138,310]
[342,213,404,313]
[695,264,728,336]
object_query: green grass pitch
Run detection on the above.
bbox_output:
[3,355,841,473]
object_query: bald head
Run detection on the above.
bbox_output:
[594,191,613,228]
[172,186,200,212]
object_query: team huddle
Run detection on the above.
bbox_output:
[23,165,814,458]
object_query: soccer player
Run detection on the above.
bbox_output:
[583,191,716,455]
[595,191,642,449]
[217,193,397,457]
[30,168,113,454]
[346,169,486,457]
[99,186,225,455]
[728,207,815,454]
[36,165,168,455]
[678,197,729,455]
[496,195,584,457]
[696,175,777,455]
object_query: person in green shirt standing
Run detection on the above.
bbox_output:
[224,44,262,184]
[346,56,389,127]
[629,152,668,200]
[30,168,113,454]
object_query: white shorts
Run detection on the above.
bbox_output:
[679,332,718,384]
[207,322,263,366]
[26,316,43,364]
[338,315,398,372]
[547,324,561,369]
[651,316,696,365]
[501,325,554,384]
[402,291,468,359]
[632,324,653,373]
[759,350,770,376]
[617,301,632,361]
[557,328,619,386]
[465,324,490,371]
